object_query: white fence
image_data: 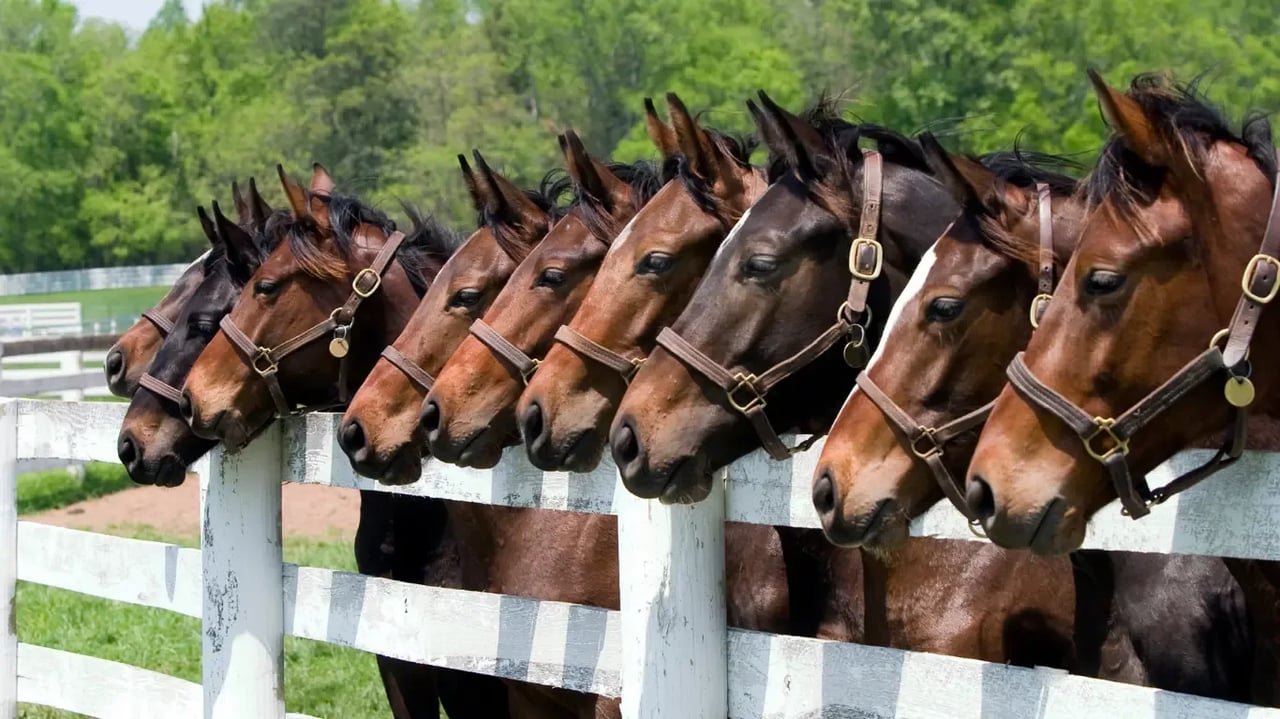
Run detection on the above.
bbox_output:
[0,303,81,338]
[0,350,110,400]
[0,264,188,297]
[3,398,1279,718]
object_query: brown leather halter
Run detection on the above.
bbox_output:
[654,150,885,460]
[216,230,407,418]
[1006,162,1280,518]
[379,345,435,393]
[135,310,182,404]
[141,308,175,337]
[855,184,1054,531]
[553,325,646,383]
[468,318,542,385]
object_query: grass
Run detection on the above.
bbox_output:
[0,285,168,325]
[15,462,133,515]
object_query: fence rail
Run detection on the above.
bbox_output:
[0,263,189,297]
[3,398,1279,718]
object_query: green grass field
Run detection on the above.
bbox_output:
[14,468,397,718]
[0,285,167,325]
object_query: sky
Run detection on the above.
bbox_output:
[70,0,202,30]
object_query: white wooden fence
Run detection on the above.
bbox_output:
[0,264,189,297]
[3,398,1280,718]
[0,303,82,338]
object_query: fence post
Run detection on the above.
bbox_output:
[616,470,728,718]
[199,424,285,719]
[0,400,18,719]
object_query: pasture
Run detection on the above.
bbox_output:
[0,287,167,331]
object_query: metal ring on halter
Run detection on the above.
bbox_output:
[837,302,873,330]
[1029,293,1052,329]
[519,358,540,385]
[1209,327,1250,362]
[251,348,278,377]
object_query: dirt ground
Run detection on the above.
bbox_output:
[27,476,361,540]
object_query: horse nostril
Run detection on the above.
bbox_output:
[339,418,367,455]
[104,349,124,379]
[118,433,139,468]
[521,401,545,443]
[966,475,996,520]
[611,421,640,466]
[813,468,837,516]
[179,391,195,424]
[420,400,442,435]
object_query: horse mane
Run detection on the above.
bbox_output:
[576,159,665,243]
[399,204,465,294]
[1083,72,1276,240]
[481,170,574,264]
[662,127,760,222]
[973,146,1084,269]
[205,208,291,275]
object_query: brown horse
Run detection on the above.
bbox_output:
[339,153,569,485]
[420,133,664,468]
[517,94,767,472]
[814,137,1254,700]
[104,180,274,397]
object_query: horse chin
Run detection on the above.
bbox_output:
[528,428,604,473]
[376,447,425,487]
[657,454,712,505]
[455,429,507,469]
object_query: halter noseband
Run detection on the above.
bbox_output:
[141,308,175,337]
[653,150,885,460]
[1006,161,1280,519]
[854,184,1055,533]
[217,230,407,418]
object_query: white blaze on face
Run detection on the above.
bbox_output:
[604,212,644,258]
[712,205,754,261]
[187,249,212,271]
[838,241,939,413]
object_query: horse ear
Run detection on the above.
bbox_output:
[644,98,679,161]
[473,149,547,232]
[278,165,310,219]
[197,205,220,248]
[666,93,720,181]
[920,133,1030,221]
[231,181,253,227]
[561,130,629,212]
[247,177,273,231]
[212,201,261,282]
[458,153,491,217]
[1088,69,1167,167]
[919,133,984,209]
[757,90,827,181]
[308,162,333,227]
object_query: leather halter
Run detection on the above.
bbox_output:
[854,184,1054,531]
[654,150,885,460]
[1006,162,1280,518]
[135,311,181,404]
[218,230,407,418]
[554,325,645,383]
[469,318,541,385]
[141,308,175,337]
[379,345,435,393]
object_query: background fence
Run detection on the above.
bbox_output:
[3,398,1280,718]
[0,264,189,297]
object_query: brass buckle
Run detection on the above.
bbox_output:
[623,356,646,384]
[1241,254,1280,304]
[849,238,884,282]
[520,358,540,385]
[1029,293,1052,329]
[1083,417,1129,461]
[352,268,382,298]
[910,427,941,458]
[728,372,766,413]
[251,348,278,377]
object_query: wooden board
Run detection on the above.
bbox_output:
[16,643,201,719]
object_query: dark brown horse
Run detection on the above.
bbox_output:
[611,93,1077,668]
[517,94,767,472]
[419,134,664,468]
[814,137,1253,699]
[104,181,273,397]
[967,71,1280,703]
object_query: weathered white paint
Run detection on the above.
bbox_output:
[16,522,201,618]
[726,630,1280,718]
[285,565,622,696]
[16,643,202,719]
[15,399,124,462]
[0,401,14,719]
[617,470,727,718]
[0,303,81,337]
[201,434,285,719]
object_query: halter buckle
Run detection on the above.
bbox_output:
[728,372,767,413]
[1083,417,1129,461]
[352,268,382,298]
[520,358,541,385]
[623,356,646,384]
[251,348,278,377]
[1242,254,1280,304]
[849,238,884,281]
[910,428,941,458]
[1029,294,1052,329]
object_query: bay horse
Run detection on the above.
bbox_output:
[813,135,1253,699]
[104,180,273,397]
[966,71,1280,703]
[177,164,513,718]
[517,94,766,472]
[419,132,664,468]
[339,152,569,484]
[611,92,1077,668]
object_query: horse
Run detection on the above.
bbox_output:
[610,92,1077,668]
[419,132,664,468]
[812,134,1253,699]
[966,70,1280,703]
[516,94,766,473]
[177,164,512,718]
[104,180,273,397]
[338,152,569,485]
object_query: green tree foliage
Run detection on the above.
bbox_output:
[1,0,1277,271]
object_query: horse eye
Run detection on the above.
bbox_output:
[638,251,674,275]
[537,268,566,287]
[188,314,218,337]
[743,255,778,277]
[449,288,483,308]
[926,297,965,323]
[1084,270,1126,296]
[254,279,279,296]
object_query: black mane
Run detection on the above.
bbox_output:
[576,159,665,243]
[979,145,1083,196]
[399,203,465,294]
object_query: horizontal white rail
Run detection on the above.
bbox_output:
[17,643,202,719]
[16,399,1280,561]
[0,264,187,296]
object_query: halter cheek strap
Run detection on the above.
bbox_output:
[379,345,435,393]
[654,150,885,460]
[554,325,645,383]
[218,230,407,418]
